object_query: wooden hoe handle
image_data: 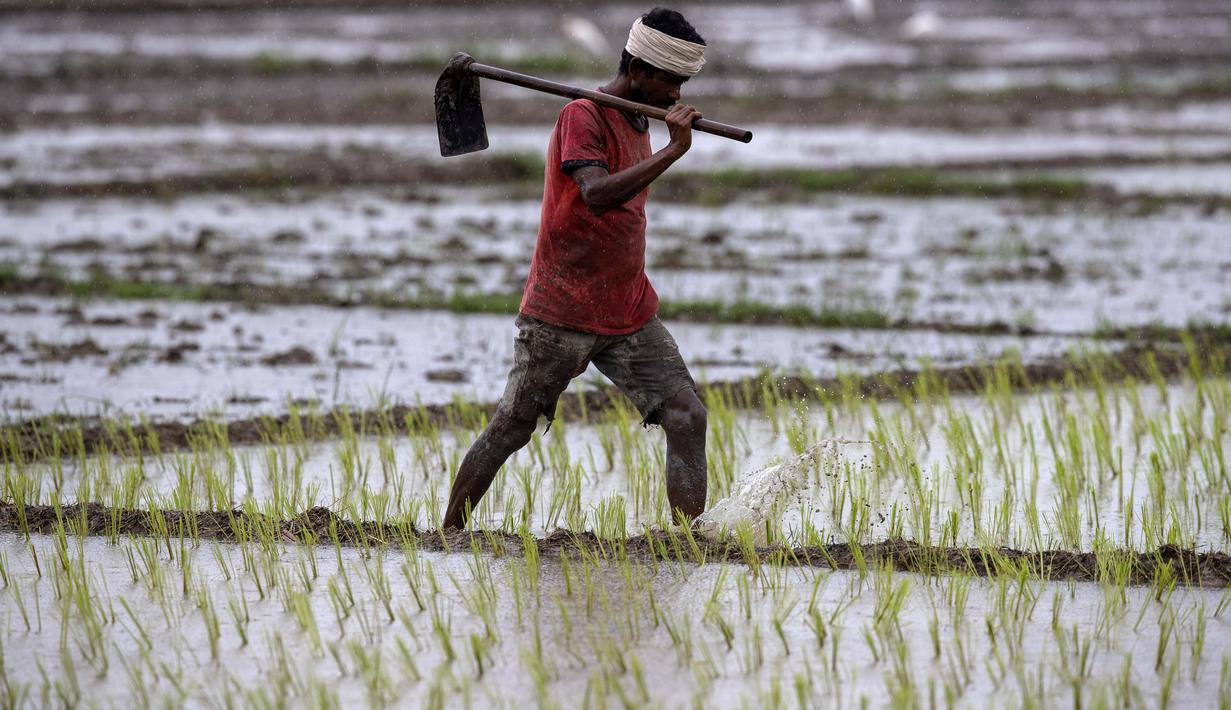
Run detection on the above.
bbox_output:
[460,55,753,144]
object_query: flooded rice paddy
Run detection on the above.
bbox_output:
[0,295,1092,421]
[11,363,1229,551]
[2,0,1230,706]
[5,121,1231,186]
[3,190,1227,370]
[2,364,1230,706]
[1,532,1226,708]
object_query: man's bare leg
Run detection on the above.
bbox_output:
[656,388,708,522]
[442,411,538,529]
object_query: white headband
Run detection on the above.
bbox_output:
[624,17,706,77]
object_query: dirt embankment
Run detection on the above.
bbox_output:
[3,501,1228,587]
[5,342,1226,463]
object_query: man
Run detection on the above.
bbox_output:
[442,7,709,529]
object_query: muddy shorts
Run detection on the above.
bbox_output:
[498,314,696,428]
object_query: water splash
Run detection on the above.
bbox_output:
[694,439,864,543]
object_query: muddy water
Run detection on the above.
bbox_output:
[0,295,1095,421]
[4,0,1228,75]
[6,123,1231,188]
[1073,163,1231,197]
[6,188,1228,356]
[0,531,1225,707]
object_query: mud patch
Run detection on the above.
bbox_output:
[425,368,468,383]
[260,346,317,366]
[3,502,1227,588]
[158,341,199,362]
[30,337,108,362]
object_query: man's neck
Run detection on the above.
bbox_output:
[600,75,635,102]
[598,74,650,133]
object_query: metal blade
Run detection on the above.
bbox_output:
[434,54,488,157]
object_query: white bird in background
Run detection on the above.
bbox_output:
[900,9,942,40]
[842,0,876,25]
[561,15,612,57]
[840,0,943,40]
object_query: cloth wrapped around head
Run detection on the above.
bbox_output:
[624,17,706,77]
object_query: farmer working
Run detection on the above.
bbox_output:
[442,7,710,529]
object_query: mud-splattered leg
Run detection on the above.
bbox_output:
[444,314,592,529]
[442,412,538,529]
[657,388,708,522]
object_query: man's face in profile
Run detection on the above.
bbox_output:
[630,62,689,109]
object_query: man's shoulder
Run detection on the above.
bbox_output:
[560,98,604,120]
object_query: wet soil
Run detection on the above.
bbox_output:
[30,337,108,362]
[259,346,317,366]
[5,268,1208,340]
[7,64,1231,133]
[5,340,1224,462]
[0,0,454,8]
[0,149,541,201]
[5,153,1229,212]
[4,501,1227,588]
[4,0,1230,133]
[6,188,1228,351]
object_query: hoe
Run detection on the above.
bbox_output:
[435,52,753,157]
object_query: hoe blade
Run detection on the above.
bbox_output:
[434,54,488,157]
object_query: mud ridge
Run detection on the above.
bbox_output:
[4,342,1226,463]
[3,502,1228,587]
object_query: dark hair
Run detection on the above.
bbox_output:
[618,7,706,76]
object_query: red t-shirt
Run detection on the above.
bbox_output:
[519,98,659,335]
